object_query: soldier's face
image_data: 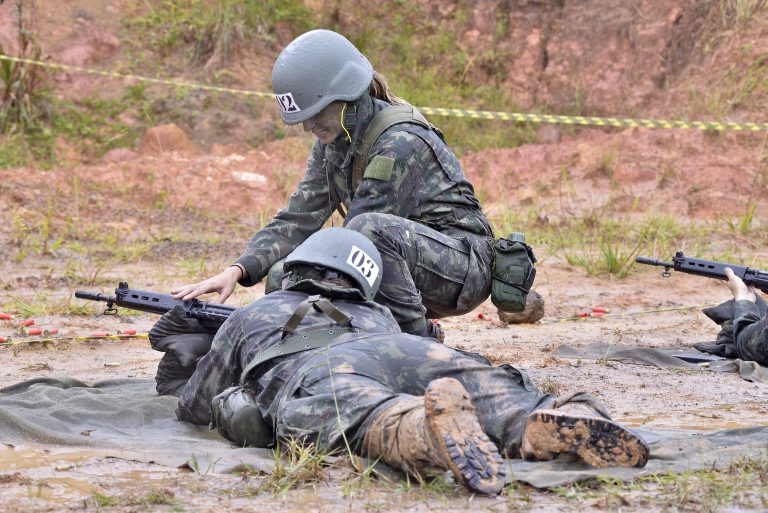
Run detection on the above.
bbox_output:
[303,101,345,144]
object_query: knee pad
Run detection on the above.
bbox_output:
[210,386,273,447]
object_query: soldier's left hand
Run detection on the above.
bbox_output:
[725,267,756,303]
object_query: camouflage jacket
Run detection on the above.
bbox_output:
[234,91,494,287]
[176,290,400,425]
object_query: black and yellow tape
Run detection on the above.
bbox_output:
[2,54,767,131]
[0,55,274,99]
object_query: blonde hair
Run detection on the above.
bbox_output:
[369,70,409,106]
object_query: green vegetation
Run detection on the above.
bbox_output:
[719,0,767,27]
[490,203,767,279]
[126,0,313,67]
[550,452,768,512]
[251,439,334,495]
[348,4,538,153]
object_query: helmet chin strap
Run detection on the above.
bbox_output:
[341,102,356,142]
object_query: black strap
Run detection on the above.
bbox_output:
[325,159,348,218]
[281,295,353,337]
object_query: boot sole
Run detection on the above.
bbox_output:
[424,378,506,495]
[524,409,649,468]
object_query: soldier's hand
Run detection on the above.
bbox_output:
[172,266,242,303]
[725,267,756,303]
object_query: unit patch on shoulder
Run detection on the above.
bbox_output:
[363,155,395,181]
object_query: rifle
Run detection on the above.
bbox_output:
[635,252,768,293]
[75,282,236,326]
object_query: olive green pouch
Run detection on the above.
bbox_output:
[491,233,537,312]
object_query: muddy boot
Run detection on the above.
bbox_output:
[362,377,505,495]
[521,402,649,468]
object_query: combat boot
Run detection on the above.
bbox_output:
[521,401,649,468]
[362,377,505,495]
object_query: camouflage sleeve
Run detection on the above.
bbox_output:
[176,312,245,425]
[235,142,333,286]
[344,130,429,221]
[731,297,768,364]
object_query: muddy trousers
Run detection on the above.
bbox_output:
[268,334,606,458]
[344,212,494,336]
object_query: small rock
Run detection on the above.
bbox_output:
[497,290,545,324]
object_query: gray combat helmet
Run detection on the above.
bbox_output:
[284,228,383,301]
[271,29,373,125]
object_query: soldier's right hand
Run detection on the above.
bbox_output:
[172,266,243,303]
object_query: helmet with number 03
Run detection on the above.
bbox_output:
[283,228,383,300]
[271,29,373,125]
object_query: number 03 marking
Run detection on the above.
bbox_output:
[347,245,379,287]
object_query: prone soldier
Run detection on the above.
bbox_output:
[157,228,649,495]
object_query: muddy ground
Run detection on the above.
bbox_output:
[1,0,768,511]
[1,243,766,513]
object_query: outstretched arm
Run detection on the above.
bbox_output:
[725,267,768,364]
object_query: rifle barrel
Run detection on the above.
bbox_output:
[635,256,673,267]
[74,290,115,303]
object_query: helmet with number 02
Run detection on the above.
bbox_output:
[271,29,373,125]
[283,228,382,300]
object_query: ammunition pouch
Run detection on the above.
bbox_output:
[490,236,537,313]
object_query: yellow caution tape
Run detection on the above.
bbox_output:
[418,107,768,131]
[2,54,767,131]
[0,55,273,99]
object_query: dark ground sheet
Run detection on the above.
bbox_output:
[1,377,767,488]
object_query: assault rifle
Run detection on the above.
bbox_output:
[75,282,236,326]
[635,252,768,293]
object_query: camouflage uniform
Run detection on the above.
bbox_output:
[176,289,608,458]
[697,296,768,365]
[233,91,495,336]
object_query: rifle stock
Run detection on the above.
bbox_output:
[75,282,236,326]
[636,252,768,293]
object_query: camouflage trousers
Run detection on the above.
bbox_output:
[261,334,608,458]
[265,213,494,337]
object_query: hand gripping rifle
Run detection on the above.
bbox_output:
[635,251,768,293]
[75,282,236,327]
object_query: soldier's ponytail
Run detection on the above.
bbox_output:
[369,70,409,106]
